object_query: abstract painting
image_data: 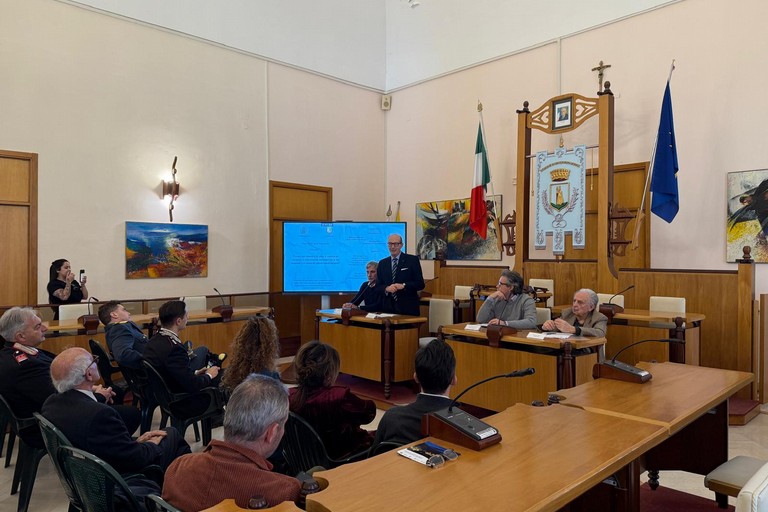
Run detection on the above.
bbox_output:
[126,221,208,278]
[415,195,502,260]
[726,170,768,263]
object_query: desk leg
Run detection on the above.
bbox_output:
[668,317,686,363]
[559,342,575,389]
[382,320,392,399]
[314,315,320,339]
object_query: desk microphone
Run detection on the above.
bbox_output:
[79,297,101,334]
[212,288,234,321]
[593,338,684,383]
[86,296,99,316]
[423,368,535,451]
[600,285,634,316]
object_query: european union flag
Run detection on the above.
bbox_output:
[650,82,679,223]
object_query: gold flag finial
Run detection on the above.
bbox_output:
[477,100,483,113]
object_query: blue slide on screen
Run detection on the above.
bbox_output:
[283,222,407,293]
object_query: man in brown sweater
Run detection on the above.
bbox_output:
[162,374,301,510]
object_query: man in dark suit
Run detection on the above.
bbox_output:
[375,233,425,316]
[100,301,149,369]
[0,307,139,448]
[41,347,190,474]
[143,300,223,416]
[372,339,456,448]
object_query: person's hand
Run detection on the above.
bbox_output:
[80,274,87,285]
[137,430,167,444]
[205,366,220,379]
[553,318,576,334]
[488,290,505,300]
[487,318,504,326]
[385,284,398,294]
[542,319,556,331]
[342,302,355,309]
[93,385,115,404]
[65,271,75,284]
[194,367,207,376]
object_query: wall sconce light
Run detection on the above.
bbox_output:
[161,156,180,222]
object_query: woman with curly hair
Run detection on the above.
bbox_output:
[289,340,375,459]
[221,316,280,393]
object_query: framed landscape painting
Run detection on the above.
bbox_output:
[125,221,208,278]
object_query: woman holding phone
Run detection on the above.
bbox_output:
[47,258,89,319]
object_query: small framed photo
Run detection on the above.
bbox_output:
[553,98,573,130]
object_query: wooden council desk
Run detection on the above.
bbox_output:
[307,403,667,512]
[439,323,605,411]
[554,361,753,491]
[315,309,427,399]
[552,306,705,365]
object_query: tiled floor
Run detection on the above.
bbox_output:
[1,406,764,512]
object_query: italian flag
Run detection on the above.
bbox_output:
[470,123,490,239]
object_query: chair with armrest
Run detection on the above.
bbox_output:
[596,293,625,308]
[118,364,168,434]
[649,296,686,329]
[141,361,224,446]
[1,400,17,468]
[145,495,182,512]
[58,446,145,512]
[88,339,130,405]
[705,456,768,509]
[181,296,207,312]
[0,394,46,512]
[737,461,768,511]
[536,307,551,326]
[282,412,369,475]
[57,304,92,335]
[33,412,80,512]
[418,298,454,349]
[529,278,554,307]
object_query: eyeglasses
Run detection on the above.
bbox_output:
[84,355,99,375]
[497,281,511,287]
[426,448,460,468]
[387,242,402,246]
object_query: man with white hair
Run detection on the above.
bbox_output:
[0,307,138,447]
[41,347,190,474]
[162,374,302,510]
[542,288,607,337]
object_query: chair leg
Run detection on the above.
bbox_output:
[715,492,729,509]
[193,422,201,442]
[16,447,45,512]
[5,430,16,468]
[159,411,169,430]
[201,418,212,446]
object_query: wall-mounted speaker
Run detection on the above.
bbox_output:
[381,94,392,111]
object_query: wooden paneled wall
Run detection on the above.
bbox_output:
[523,261,597,306]
[428,261,508,295]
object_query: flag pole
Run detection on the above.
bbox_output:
[631,60,675,250]
[478,100,503,252]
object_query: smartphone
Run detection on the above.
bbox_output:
[79,269,86,283]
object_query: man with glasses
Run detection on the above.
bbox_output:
[42,347,190,474]
[0,307,139,448]
[476,270,537,329]
[376,233,425,316]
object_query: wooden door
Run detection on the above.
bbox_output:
[269,181,333,353]
[0,150,38,306]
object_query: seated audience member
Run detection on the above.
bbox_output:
[143,300,223,415]
[99,300,149,369]
[289,340,375,459]
[342,261,383,312]
[163,374,301,510]
[476,270,537,329]
[373,339,456,448]
[542,288,607,337]
[222,316,281,393]
[42,347,191,474]
[0,307,139,448]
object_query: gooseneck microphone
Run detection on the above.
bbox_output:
[213,287,226,308]
[593,338,684,383]
[606,285,635,306]
[424,368,536,451]
[212,288,234,321]
[448,368,536,412]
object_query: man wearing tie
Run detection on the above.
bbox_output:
[376,233,425,316]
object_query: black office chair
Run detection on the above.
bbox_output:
[34,413,80,512]
[58,446,145,512]
[0,394,46,512]
[368,441,403,457]
[1,400,17,468]
[282,412,369,475]
[117,364,168,434]
[88,339,130,405]
[141,361,224,446]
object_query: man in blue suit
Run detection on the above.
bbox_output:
[375,233,425,316]
[100,301,148,369]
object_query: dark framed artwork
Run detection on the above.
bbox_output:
[726,169,768,262]
[125,221,209,278]
[553,97,573,130]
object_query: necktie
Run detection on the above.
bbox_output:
[391,257,398,278]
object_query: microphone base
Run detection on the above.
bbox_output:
[77,314,100,335]
[422,407,502,451]
[593,360,652,383]
[599,303,624,320]
[212,305,233,322]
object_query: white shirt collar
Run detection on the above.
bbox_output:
[75,389,98,401]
